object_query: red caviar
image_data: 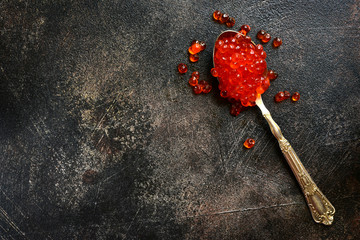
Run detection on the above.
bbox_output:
[219,13,229,24]
[230,102,244,116]
[199,41,206,51]
[211,68,219,77]
[190,43,201,54]
[292,92,300,102]
[213,10,222,21]
[274,91,285,102]
[240,25,251,35]
[193,85,202,94]
[178,63,188,74]
[213,31,270,107]
[283,91,291,99]
[199,80,212,93]
[257,30,266,40]
[267,70,278,80]
[262,33,271,43]
[189,54,199,62]
[192,71,200,79]
[244,138,255,148]
[189,76,198,86]
[272,37,282,48]
[226,17,235,27]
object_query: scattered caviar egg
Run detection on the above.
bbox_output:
[267,70,278,80]
[202,81,212,94]
[244,138,255,149]
[199,41,206,51]
[190,42,202,54]
[272,37,282,48]
[193,85,202,94]
[219,13,229,24]
[178,63,187,74]
[192,39,199,45]
[274,91,285,102]
[213,10,222,21]
[226,17,235,27]
[199,80,206,89]
[257,30,266,40]
[292,92,300,102]
[255,44,263,52]
[220,90,228,98]
[191,71,200,79]
[261,33,271,43]
[283,90,291,100]
[188,76,198,86]
[230,102,244,116]
[211,68,219,77]
[189,54,199,62]
[188,46,195,54]
[214,30,270,107]
[240,25,251,35]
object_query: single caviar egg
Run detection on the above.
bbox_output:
[283,91,291,100]
[274,91,285,102]
[178,63,187,74]
[213,10,222,21]
[244,138,255,148]
[189,54,199,62]
[202,82,212,93]
[190,42,202,54]
[292,92,300,102]
[240,25,251,35]
[188,76,198,86]
[261,33,271,43]
[219,13,229,24]
[211,68,219,77]
[257,30,266,40]
[191,39,199,45]
[226,17,235,27]
[267,70,278,80]
[191,71,200,79]
[199,41,206,51]
[193,85,202,94]
[272,37,282,48]
[220,90,228,98]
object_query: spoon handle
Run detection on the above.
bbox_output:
[262,111,335,225]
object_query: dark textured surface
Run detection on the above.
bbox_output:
[1,0,359,239]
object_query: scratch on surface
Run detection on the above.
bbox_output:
[91,91,124,136]
[0,206,25,236]
[0,189,26,219]
[186,202,303,218]
[122,208,141,240]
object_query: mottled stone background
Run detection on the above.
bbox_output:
[1,0,359,239]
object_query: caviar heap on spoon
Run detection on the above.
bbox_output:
[213,30,335,225]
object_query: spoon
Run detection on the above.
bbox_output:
[213,30,335,225]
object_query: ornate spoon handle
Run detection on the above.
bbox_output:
[256,97,335,225]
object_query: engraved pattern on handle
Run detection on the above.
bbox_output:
[263,113,335,225]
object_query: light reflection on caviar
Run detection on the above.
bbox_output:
[244,138,255,148]
[273,37,282,48]
[292,92,300,102]
[178,63,187,74]
[214,30,270,107]
[213,10,222,21]
[189,54,199,62]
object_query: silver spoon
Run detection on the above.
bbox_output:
[213,30,335,225]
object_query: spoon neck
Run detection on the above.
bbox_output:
[255,96,270,115]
